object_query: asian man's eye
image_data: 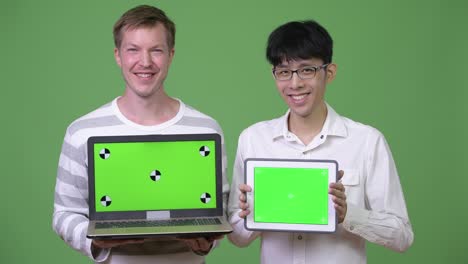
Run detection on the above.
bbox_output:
[277,70,291,76]
[301,67,316,74]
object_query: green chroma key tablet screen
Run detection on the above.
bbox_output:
[254,167,329,225]
[94,140,217,212]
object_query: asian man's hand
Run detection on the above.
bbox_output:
[329,170,347,223]
[238,184,252,218]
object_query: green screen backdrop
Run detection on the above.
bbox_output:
[2,0,467,263]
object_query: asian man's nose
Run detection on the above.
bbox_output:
[289,72,305,90]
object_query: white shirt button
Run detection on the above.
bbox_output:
[298,235,303,240]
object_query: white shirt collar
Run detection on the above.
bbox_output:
[272,103,348,141]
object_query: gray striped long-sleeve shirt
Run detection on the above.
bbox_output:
[53,98,229,262]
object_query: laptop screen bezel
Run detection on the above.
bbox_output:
[87,133,223,220]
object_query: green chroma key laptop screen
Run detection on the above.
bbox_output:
[94,140,217,212]
[254,167,328,225]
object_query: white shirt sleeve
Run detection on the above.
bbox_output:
[342,131,414,252]
[227,131,261,247]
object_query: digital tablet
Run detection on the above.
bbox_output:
[244,158,338,233]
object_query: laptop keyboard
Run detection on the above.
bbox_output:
[96,218,222,229]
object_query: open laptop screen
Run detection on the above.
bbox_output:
[87,134,222,218]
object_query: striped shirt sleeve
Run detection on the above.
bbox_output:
[52,129,109,261]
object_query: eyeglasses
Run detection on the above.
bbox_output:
[272,64,329,81]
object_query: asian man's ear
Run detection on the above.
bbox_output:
[326,63,337,83]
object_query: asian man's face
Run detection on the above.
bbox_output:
[274,58,336,120]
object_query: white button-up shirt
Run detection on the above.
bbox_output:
[227,104,413,264]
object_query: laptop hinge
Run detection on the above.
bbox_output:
[147,211,170,220]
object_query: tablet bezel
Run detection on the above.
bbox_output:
[244,158,338,233]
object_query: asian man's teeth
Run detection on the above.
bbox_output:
[291,94,306,100]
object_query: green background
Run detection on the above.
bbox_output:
[94,141,217,212]
[1,0,467,263]
[254,168,328,224]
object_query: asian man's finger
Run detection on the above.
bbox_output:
[332,195,346,207]
[239,209,251,218]
[239,184,252,192]
[334,203,347,223]
[239,193,246,202]
[329,182,345,193]
[329,186,346,200]
[239,201,249,210]
[337,170,344,181]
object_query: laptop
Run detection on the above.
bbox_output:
[86,133,233,239]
